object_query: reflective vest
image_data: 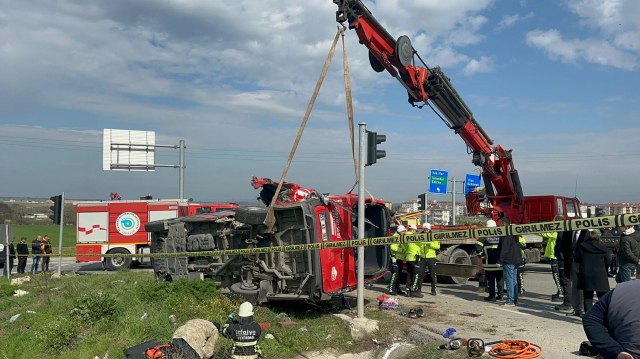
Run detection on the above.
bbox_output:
[401,231,420,261]
[475,236,501,271]
[419,241,440,259]
[390,235,406,260]
[535,232,557,260]
[519,236,526,262]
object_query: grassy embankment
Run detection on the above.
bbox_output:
[9,224,76,248]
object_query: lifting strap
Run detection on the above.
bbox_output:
[266,27,345,232]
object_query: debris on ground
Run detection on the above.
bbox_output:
[10,277,30,285]
[13,289,29,297]
[51,273,62,280]
[259,323,271,329]
[50,287,60,291]
[325,334,332,340]
[9,314,21,323]
[265,334,275,340]
[169,315,177,326]
[460,312,481,317]
[140,313,148,321]
[443,328,457,338]
[275,312,292,322]
[378,295,401,311]
[111,280,125,284]
[26,310,36,314]
[299,326,308,333]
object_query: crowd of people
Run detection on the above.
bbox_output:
[1,235,53,275]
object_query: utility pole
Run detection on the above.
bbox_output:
[357,122,366,319]
[448,177,464,225]
[179,140,186,201]
[57,192,65,276]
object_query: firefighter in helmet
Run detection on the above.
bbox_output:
[223,301,263,359]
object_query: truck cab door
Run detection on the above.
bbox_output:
[361,204,391,279]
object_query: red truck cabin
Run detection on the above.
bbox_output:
[524,196,582,222]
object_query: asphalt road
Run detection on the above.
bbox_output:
[365,262,623,358]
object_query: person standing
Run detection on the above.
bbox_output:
[601,227,619,277]
[16,237,29,274]
[534,214,565,302]
[30,235,43,274]
[517,236,526,295]
[2,237,16,275]
[41,235,52,272]
[574,231,611,314]
[417,223,439,296]
[496,218,523,306]
[582,281,640,359]
[389,226,407,296]
[402,226,422,298]
[565,228,587,316]
[615,226,640,284]
[475,219,504,301]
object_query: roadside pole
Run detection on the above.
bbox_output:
[5,224,9,280]
[57,192,65,276]
[357,122,366,319]
[451,177,456,225]
[179,140,185,201]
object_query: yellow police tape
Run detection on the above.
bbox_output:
[18,214,629,259]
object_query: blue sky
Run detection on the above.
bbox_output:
[1,0,639,204]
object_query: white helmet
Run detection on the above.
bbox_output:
[397,225,407,233]
[486,220,497,228]
[238,301,254,317]
[409,225,418,231]
[423,223,431,230]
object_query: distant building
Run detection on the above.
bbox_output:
[580,203,597,218]
[428,207,451,225]
[601,203,640,216]
[401,200,419,213]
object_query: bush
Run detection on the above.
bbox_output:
[69,291,118,324]
[37,316,80,352]
[136,279,220,303]
[0,284,18,297]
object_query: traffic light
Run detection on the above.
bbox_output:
[366,130,386,166]
[49,195,62,225]
[140,194,153,200]
[595,208,604,217]
[418,193,426,211]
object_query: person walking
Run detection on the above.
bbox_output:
[582,281,640,359]
[417,223,439,296]
[615,225,640,284]
[41,235,52,272]
[16,237,29,274]
[574,231,611,314]
[475,219,504,301]
[389,226,407,296]
[30,235,43,274]
[534,214,565,302]
[496,218,523,306]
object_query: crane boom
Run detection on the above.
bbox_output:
[334,0,526,223]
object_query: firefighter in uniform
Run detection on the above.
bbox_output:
[389,225,407,295]
[417,223,440,296]
[475,219,504,301]
[223,302,263,359]
[517,236,526,294]
[402,227,422,298]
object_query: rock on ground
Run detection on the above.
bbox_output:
[10,276,30,285]
[333,314,379,341]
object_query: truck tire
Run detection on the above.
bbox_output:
[105,248,132,271]
[230,282,260,305]
[438,248,472,285]
[235,207,269,225]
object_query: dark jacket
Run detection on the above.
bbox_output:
[475,236,501,270]
[583,281,640,359]
[574,240,611,292]
[223,318,262,358]
[617,231,640,266]
[43,240,52,254]
[16,243,29,256]
[31,239,42,254]
[497,235,524,266]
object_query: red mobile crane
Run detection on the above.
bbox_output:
[334,0,581,225]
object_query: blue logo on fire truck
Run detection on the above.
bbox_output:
[116,212,140,236]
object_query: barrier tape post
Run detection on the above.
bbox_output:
[21,214,631,260]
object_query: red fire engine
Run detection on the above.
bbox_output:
[75,199,237,270]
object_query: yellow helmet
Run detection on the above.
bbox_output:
[238,302,254,317]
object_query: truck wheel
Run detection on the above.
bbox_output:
[235,207,269,225]
[438,248,472,285]
[105,248,132,271]
[230,282,260,305]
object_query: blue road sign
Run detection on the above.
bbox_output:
[464,174,481,195]
[429,169,449,194]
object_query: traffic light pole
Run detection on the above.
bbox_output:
[357,122,366,319]
[57,192,65,276]
[448,178,464,225]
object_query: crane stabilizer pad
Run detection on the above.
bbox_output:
[38,214,629,259]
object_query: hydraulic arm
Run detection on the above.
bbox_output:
[334,0,525,222]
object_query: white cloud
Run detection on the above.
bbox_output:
[520,0,527,8]
[526,29,637,70]
[462,56,495,75]
[496,14,520,30]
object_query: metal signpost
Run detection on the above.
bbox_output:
[464,174,481,195]
[2,224,13,280]
[103,129,186,200]
[448,177,465,225]
[357,122,366,319]
[57,192,65,276]
[429,170,449,194]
